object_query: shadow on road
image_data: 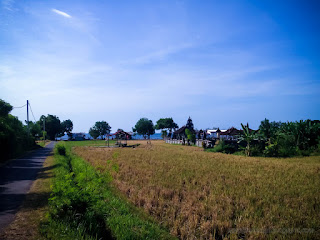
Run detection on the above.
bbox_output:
[0,142,55,231]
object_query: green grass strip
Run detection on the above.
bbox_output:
[40,142,175,240]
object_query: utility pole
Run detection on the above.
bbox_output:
[43,118,46,141]
[27,100,30,137]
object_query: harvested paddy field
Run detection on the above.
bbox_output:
[74,140,320,239]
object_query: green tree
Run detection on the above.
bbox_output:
[61,119,73,140]
[39,115,62,140]
[89,127,100,139]
[26,121,42,139]
[0,99,13,117]
[0,99,35,161]
[279,120,320,152]
[239,123,256,157]
[155,118,178,138]
[185,129,196,145]
[161,130,168,139]
[259,118,282,141]
[133,118,155,140]
[89,121,111,139]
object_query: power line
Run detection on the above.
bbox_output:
[13,103,27,109]
[28,102,37,122]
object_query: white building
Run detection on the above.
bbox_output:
[206,129,227,138]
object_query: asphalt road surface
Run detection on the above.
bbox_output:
[0,142,55,233]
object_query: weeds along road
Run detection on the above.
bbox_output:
[0,142,55,233]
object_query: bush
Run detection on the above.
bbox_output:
[56,145,66,156]
[206,140,237,154]
[185,129,196,145]
[263,135,297,158]
[0,112,36,162]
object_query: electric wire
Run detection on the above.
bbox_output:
[28,102,37,122]
[13,103,27,109]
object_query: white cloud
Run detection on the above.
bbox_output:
[120,43,194,65]
[1,0,14,11]
[52,8,72,18]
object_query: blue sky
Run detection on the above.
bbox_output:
[1,0,319,132]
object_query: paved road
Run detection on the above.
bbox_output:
[0,142,55,232]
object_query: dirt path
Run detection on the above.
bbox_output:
[0,142,55,233]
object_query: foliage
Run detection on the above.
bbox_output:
[0,99,13,117]
[155,118,178,137]
[133,118,155,139]
[259,118,282,140]
[89,127,100,139]
[260,119,320,157]
[206,140,238,154]
[26,121,42,139]
[0,99,36,162]
[61,119,73,139]
[56,144,66,156]
[238,123,256,156]
[89,121,111,140]
[185,129,196,144]
[39,114,62,140]
[161,130,168,139]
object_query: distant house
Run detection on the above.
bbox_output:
[72,133,86,141]
[207,127,256,140]
[206,128,227,138]
[56,134,69,141]
[173,117,195,140]
[219,127,241,140]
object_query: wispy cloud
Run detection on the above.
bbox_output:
[52,8,72,18]
[120,43,194,65]
[1,0,14,11]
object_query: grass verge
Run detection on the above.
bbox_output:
[40,142,174,240]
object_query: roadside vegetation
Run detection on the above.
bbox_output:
[0,99,36,162]
[74,140,320,239]
[0,98,75,163]
[41,142,174,240]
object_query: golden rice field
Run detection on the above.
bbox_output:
[73,140,320,239]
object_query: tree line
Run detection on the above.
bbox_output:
[252,118,320,157]
[0,99,74,162]
[88,117,178,140]
[213,119,320,157]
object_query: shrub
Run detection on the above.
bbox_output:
[206,140,237,154]
[185,129,196,145]
[202,141,207,149]
[264,135,297,157]
[56,145,66,156]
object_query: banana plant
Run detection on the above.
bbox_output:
[239,123,255,156]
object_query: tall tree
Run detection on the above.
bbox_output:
[0,99,13,117]
[133,118,155,140]
[61,119,73,139]
[0,99,34,161]
[39,115,62,140]
[259,118,282,141]
[89,121,111,139]
[89,127,100,139]
[155,118,178,137]
[26,121,42,139]
[239,123,256,157]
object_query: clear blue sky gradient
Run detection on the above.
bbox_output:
[1,0,319,132]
